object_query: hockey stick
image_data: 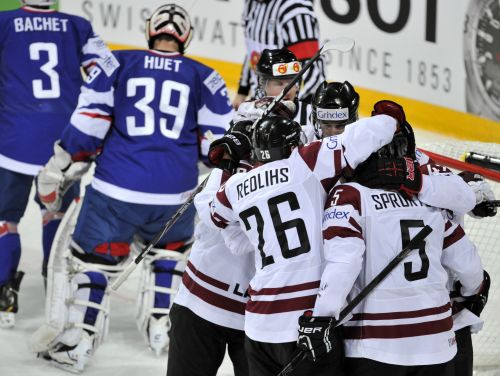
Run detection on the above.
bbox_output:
[111,175,209,291]
[277,225,433,376]
[251,37,355,130]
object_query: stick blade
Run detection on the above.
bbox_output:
[322,37,355,53]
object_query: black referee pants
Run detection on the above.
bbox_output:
[166,303,248,376]
[244,329,345,376]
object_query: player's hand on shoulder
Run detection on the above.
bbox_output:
[296,310,336,362]
[372,100,406,128]
[37,142,90,212]
[458,171,497,218]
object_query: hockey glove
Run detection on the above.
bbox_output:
[232,97,296,123]
[208,129,252,173]
[372,100,406,127]
[454,270,491,317]
[355,156,422,199]
[458,171,497,218]
[296,310,336,362]
[37,141,90,212]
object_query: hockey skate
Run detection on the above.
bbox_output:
[147,314,171,356]
[42,331,95,374]
[0,271,24,328]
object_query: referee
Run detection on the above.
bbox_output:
[233,0,326,108]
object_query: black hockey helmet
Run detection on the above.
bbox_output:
[253,116,303,163]
[256,49,301,96]
[312,81,359,138]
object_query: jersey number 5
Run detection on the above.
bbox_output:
[400,219,429,281]
[29,42,60,99]
[239,192,311,268]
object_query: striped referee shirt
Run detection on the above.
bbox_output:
[238,0,326,102]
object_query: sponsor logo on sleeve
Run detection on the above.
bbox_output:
[322,208,350,223]
[325,135,338,150]
[204,71,225,94]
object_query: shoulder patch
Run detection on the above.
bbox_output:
[99,53,120,77]
[203,70,224,95]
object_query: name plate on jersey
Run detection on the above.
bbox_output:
[317,108,349,121]
[272,62,301,77]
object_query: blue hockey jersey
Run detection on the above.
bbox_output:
[61,49,233,205]
[0,6,115,175]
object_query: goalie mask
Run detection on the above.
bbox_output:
[312,81,359,138]
[20,0,55,6]
[253,116,303,163]
[256,48,301,99]
[146,4,193,53]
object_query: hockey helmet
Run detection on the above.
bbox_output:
[312,81,359,138]
[377,119,416,160]
[256,48,301,80]
[20,0,55,6]
[146,4,193,52]
[252,116,303,163]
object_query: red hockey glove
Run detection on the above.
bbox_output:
[372,100,406,128]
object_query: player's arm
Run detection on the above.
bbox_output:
[194,168,230,228]
[197,68,234,163]
[441,220,484,296]
[313,184,365,318]
[417,152,476,215]
[37,63,118,211]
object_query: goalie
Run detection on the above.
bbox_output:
[29,3,233,373]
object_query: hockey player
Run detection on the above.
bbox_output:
[0,0,114,328]
[297,121,486,376]
[31,4,233,372]
[233,0,325,108]
[167,121,254,376]
[210,103,411,375]
[234,48,314,141]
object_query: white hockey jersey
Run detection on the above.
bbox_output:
[210,115,397,343]
[174,166,255,331]
[313,182,483,365]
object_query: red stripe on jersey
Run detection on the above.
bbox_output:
[320,176,341,193]
[443,226,465,249]
[210,211,229,229]
[286,40,319,60]
[349,217,362,233]
[298,141,322,172]
[216,187,232,209]
[187,261,230,291]
[325,185,362,214]
[182,272,246,315]
[444,221,453,231]
[248,280,320,296]
[0,222,9,236]
[246,295,316,314]
[323,226,362,241]
[79,111,112,122]
[351,303,451,321]
[334,149,342,175]
[71,150,98,162]
[39,191,57,204]
[344,316,453,339]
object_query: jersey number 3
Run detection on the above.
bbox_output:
[29,42,60,99]
[239,192,311,268]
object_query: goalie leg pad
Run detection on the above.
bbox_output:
[134,240,191,356]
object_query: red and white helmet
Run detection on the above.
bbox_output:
[146,4,193,52]
[21,0,55,6]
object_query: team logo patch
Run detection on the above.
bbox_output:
[317,108,349,121]
[272,61,301,77]
[204,71,224,94]
[325,136,338,150]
